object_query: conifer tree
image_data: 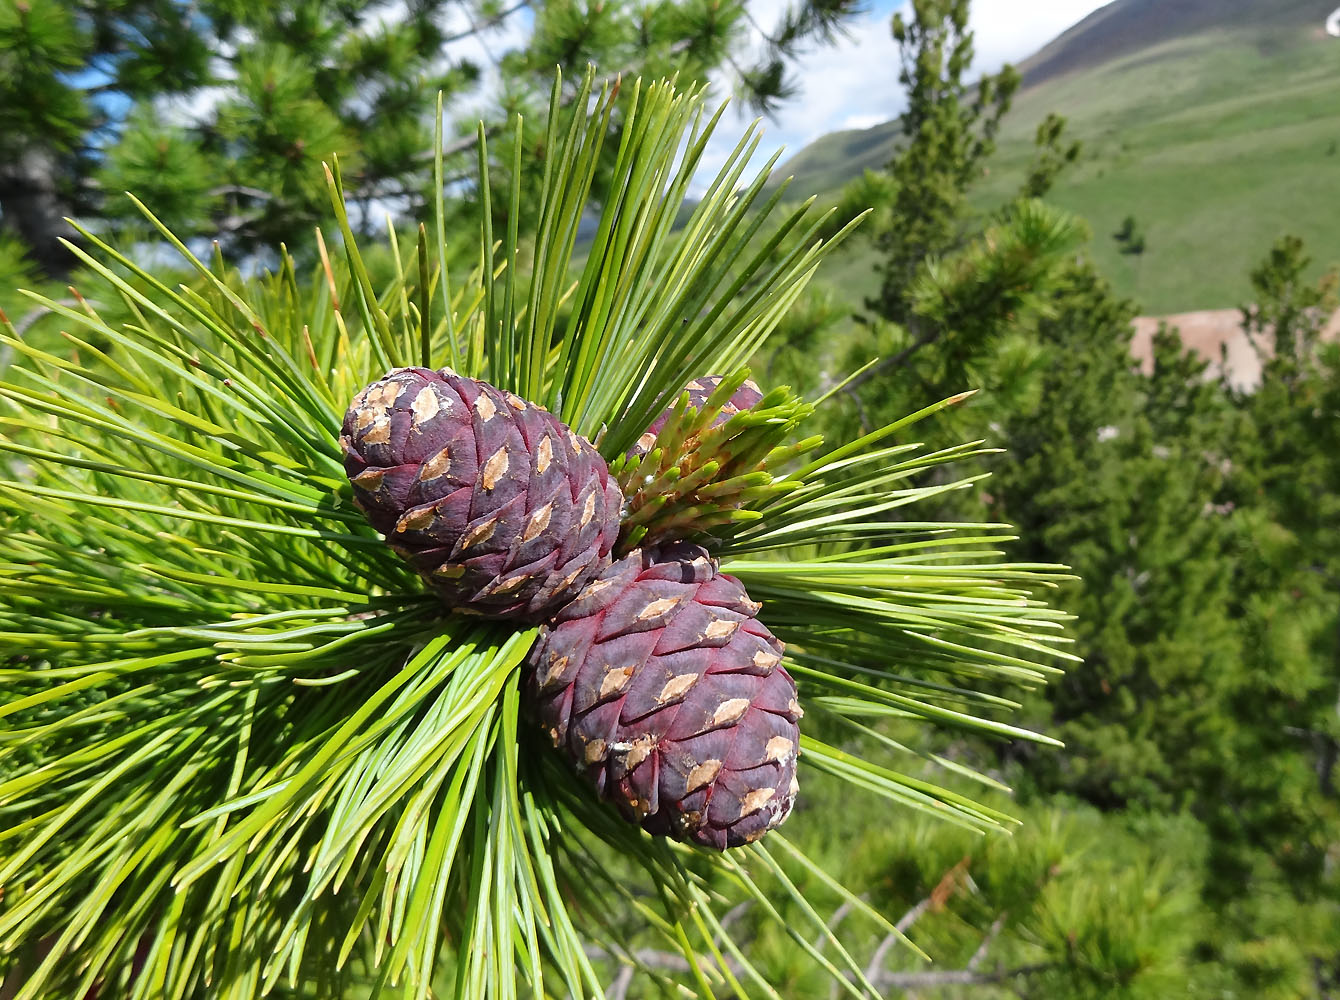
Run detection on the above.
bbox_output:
[985,249,1340,996]
[834,0,1082,426]
[868,0,1019,328]
[0,0,859,276]
[833,2,1339,992]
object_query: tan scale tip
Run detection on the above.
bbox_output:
[523,503,554,542]
[599,665,636,699]
[541,655,570,689]
[418,446,452,482]
[656,673,698,704]
[752,649,781,671]
[711,698,750,727]
[473,393,498,421]
[583,739,607,765]
[637,596,681,621]
[459,516,497,550]
[410,385,440,425]
[739,787,775,817]
[481,447,509,490]
[703,618,738,640]
[685,758,723,793]
[764,736,792,763]
[622,735,656,770]
[352,468,385,490]
[396,505,436,532]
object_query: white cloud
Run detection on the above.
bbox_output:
[969,0,1111,74]
[695,0,1111,193]
[839,112,889,131]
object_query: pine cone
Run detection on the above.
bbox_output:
[341,367,623,622]
[529,542,801,849]
[629,374,764,458]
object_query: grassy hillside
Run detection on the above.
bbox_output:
[788,1,1340,313]
[765,120,898,198]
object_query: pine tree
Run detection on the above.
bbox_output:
[868,0,1019,328]
[836,3,1339,990]
[985,252,1340,996]
[0,0,860,277]
[0,75,1073,999]
[832,0,1083,436]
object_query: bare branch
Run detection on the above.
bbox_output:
[607,964,634,1000]
[967,912,1008,971]
[584,944,743,979]
[812,898,856,953]
[843,322,937,393]
[209,185,273,201]
[0,298,86,374]
[876,962,1053,989]
[718,900,753,934]
[861,893,933,986]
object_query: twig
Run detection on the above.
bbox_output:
[718,900,753,934]
[811,898,856,953]
[439,0,531,45]
[967,912,1008,970]
[0,299,84,374]
[841,384,872,434]
[876,962,1053,989]
[209,184,273,201]
[584,944,744,979]
[607,964,635,1000]
[861,894,932,986]
[843,324,938,393]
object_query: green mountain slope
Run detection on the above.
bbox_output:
[768,120,898,198]
[788,0,1340,313]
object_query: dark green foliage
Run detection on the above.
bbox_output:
[832,0,1083,435]
[980,245,1340,997]
[1021,112,1082,200]
[819,0,1340,994]
[869,0,1020,328]
[1113,215,1146,256]
[0,0,860,276]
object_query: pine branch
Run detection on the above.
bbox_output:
[967,912,1009,970]
[843,321,937,392]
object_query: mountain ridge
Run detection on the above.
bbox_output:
[1018,0,1327,87]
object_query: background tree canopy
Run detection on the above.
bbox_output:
[0,0,859,274]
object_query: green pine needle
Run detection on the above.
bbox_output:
[0,70,1074,999]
